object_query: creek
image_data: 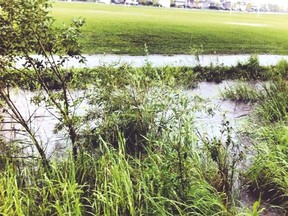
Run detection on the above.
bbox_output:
[15,54,288,68]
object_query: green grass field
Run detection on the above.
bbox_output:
[52,2,288,55]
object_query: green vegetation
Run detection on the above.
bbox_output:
[1,0,288,215]
[0,0,243,214]
[220,59,288,211]
[245,123,288,209]
[222,78,288,213]
[221,83,261,102]
[247,82,288,210]
[4,55,288,90]
[51,2,288,55]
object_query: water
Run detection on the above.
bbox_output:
[15,54,288,68]
[0,81,252,158]
[0,90,87,158]
[192,81,251,130]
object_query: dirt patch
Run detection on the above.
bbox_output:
[240,188,286,216]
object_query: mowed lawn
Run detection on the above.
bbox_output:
[52,2,288,55]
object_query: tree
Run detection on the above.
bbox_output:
[0,0,85,168]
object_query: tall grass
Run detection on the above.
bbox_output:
[234,78,288,213]
[245,125,288,210]
[0,62,240,214]
[221,82,261,102]
[218,61,288,213]
[0,138,231,215]
[255,81,288,123]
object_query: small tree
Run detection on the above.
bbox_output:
[0,0,85,167]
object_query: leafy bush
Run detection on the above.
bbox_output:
[82,63,201,155]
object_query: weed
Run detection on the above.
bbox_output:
[199,116,244,209]
[244,124,288,209]
[221,82,261,102]
[237,200,265,216]
[256,80,288,123]
[241,79,288,211]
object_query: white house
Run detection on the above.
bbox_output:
[159,0,170,7]
[174,0,186,7]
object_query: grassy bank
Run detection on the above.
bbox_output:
[51,2,288,55]
[3,55,287,90]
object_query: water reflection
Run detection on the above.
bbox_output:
[0,81,252,157]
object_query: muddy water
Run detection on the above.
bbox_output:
[189,81,252,141]
[16,54,288,68]
[0,90,87,158]
[0,81,252,158]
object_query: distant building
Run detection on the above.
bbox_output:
[223,1,231,9]
[191,0,205,8]
[174,0,186,7]
[58,0,288,11]
[100,0,111,3]
[159,0,170,7]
